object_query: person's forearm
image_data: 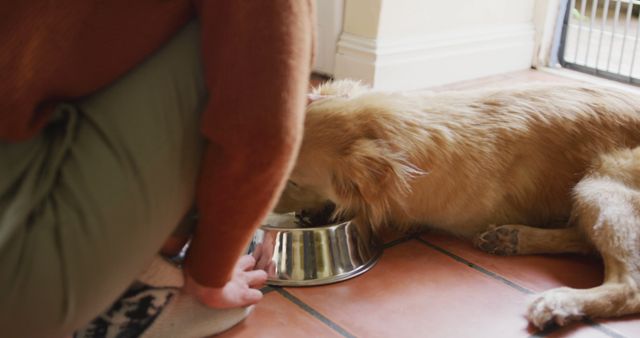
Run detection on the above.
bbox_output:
[185,0,314,287]
[186,140,299,287]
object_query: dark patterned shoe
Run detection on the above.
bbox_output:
[75,256,252,338]
[74,283,176,338]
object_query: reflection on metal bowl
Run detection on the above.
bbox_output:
[247,212,382,286]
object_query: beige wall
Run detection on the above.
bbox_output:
[343,0,535,40]
[342,0,383,39]
[377,0,535,38]
[335,0,538,89]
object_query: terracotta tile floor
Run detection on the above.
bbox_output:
[217,70,640,338]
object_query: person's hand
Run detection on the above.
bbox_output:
[183,255,268,309]
[251,235,277,276]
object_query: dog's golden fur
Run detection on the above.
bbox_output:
[276,79,640,329]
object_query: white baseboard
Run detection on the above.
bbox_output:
[334,23,536,90]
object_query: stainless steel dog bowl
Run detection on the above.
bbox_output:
[247,212,382,286]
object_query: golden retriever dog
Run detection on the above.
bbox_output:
[275,79,640,329]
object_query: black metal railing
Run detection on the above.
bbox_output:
[558,0,640,85]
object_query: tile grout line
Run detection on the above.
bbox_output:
[382,235,413,249]
[415,237,535,295]
[583,318,627,338]
[254,235,407,338]
[260,286,276,295]
[253,235,407,338]
[274,287,358,338]
[415,237,628,338]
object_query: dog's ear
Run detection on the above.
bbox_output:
[331,139,423,233]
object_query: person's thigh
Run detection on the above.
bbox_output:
[0,21,205,338]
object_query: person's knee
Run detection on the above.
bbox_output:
[1,266,73,338]
[0,227,128,338]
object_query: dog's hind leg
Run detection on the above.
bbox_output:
[474,224,591,255]
[527,148,640,329]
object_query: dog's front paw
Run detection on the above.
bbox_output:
[473,224,519,255]
[527,288,585,329]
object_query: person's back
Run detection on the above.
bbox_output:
[0,0,192,140]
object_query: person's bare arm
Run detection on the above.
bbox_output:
[183,0,314,306]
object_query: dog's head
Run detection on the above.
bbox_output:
[276,80,424,233]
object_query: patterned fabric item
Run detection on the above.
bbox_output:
[74,256,252,338]
[74,283,176,338]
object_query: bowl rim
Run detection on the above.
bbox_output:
[260,219,353,232]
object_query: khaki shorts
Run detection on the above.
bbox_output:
[0,21,205,338]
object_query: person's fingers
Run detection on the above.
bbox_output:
[240,288,263,305]
[267,261,277,276]
[253,244,270,271]
[252,244,263,261]
[256,252,272,271]
[242,269,268,288]
[236,254,257,271]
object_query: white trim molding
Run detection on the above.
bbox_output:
[334,23,536,90]
[533,0,563,68]
[313,0,345,76]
